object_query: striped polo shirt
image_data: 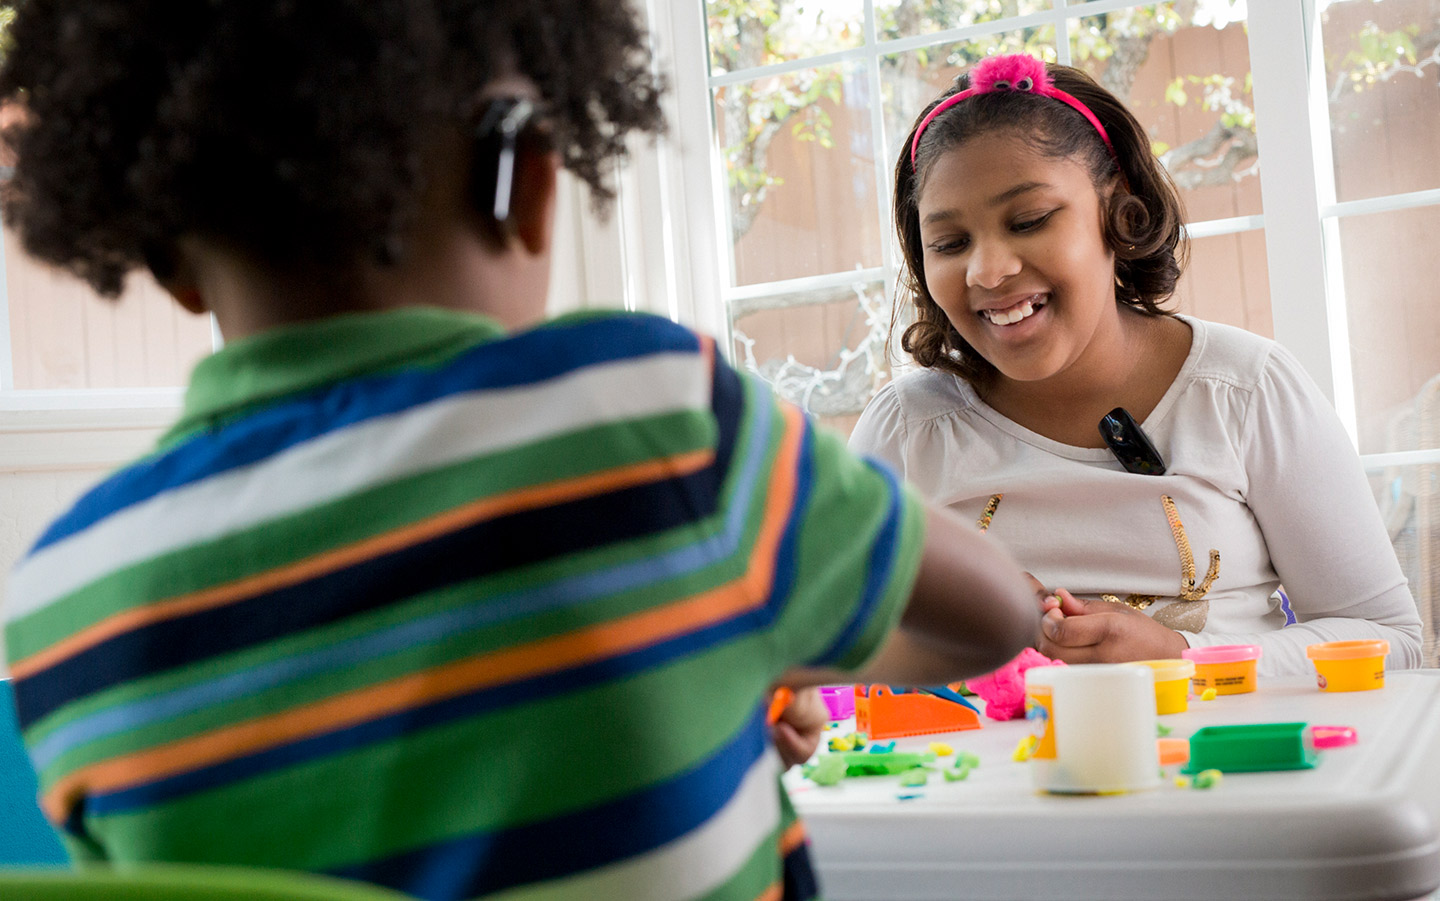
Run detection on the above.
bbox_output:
[5,307,924,900]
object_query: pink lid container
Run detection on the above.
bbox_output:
[1182,644,1262,665]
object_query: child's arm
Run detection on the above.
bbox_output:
[788,504,1040,687]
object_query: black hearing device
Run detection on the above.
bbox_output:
[1098,407,1166,476]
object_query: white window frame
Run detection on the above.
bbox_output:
[630,0,1440,472]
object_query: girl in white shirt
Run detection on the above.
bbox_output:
[850,54,1422,675]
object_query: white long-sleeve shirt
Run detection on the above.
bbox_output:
[850,316,1422,676]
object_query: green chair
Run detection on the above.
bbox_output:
[0,864,414,900]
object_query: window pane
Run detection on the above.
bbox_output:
[1322,0,1440,203]
[880,30,1059,164]
[1333,206,1440,455]
[1171,229,1272,336]
[1366,461,1440,667]
[705,0,864,74]
[731,279,888,437]
[715,63,884,285]
[1070,2,1261,221]
[876,0,1053,42]
[4,228,213,390]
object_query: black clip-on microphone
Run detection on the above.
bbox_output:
[1098,407,1166,476]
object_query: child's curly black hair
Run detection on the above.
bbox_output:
[0,0,666,296]
[893,61,1188,387]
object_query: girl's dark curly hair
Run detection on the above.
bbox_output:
[0,0,666,296]
[894,60,1188,386]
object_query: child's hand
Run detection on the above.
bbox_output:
[1037,589,1189,663]
[769,686,827,768]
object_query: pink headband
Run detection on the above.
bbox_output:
[909,54,1115,167]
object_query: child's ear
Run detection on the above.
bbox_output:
[159,258,208,315]
[510,148,559,256]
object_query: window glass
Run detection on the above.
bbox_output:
[1172,229,1271,337]
[706,0,865,73]
[731,279,889,435]
[1322,0,1440,203]
[1333,205,1440,456]
[1367,459,1440,667]
[715,63,884,285]
[1070,2,1261,220]
[4,227,213,390]
[875,0,1053,42]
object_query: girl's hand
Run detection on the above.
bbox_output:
[1037,589,1189,663]
[770,686,828,768]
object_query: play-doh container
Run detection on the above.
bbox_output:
[1129,659,1195,714]
[1305,640,1389,692]
[1182,644,1261,695]
[1023,664,1160,794]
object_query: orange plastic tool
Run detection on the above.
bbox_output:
[854,684,982,739]
[767,687,795,725]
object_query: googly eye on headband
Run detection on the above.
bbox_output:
[908,53,1116,167]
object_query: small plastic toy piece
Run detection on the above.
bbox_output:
[928,742,954,756]
[803,750,939,785]
[942,768,970,782]
[854,685,983,739]
[955,751,980,769]
[1200,688,1218,701]
[1012,734,1039,762]
[805,755,848,786]
[767,687,795,724]
[836,750,936,776]
[966,648,1066,721]
[818,685,857,720]
[1156,722,1173,737]
[898,768,929,787]
[868,740,896,754]
[1182,723,1317,774]
[827,735,855,752]
[1310,725,1358,749]
[1192,768,1223,789]
[1156,737,1190,767]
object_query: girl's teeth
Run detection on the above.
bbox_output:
[986,300,1038,325]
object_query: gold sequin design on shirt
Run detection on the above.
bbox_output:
[977,494,1003,533]
[1103,494,1220,612]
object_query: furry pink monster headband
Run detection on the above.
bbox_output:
[909,54,1115,167]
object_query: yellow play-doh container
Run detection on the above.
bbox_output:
[1181,645,1261,696]
[1306,640,1389,692]
[1129,659,1195,715]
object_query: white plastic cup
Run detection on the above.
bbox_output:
[1024,664,1161,794]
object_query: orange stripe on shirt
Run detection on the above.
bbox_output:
[12,448,714,681]
[752,883,784,901]
[778,819,808,856]
[44,404,808,823]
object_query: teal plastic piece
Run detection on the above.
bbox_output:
[1181,722,1317,774]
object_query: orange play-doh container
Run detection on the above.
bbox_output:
[1306,640,1389,692]
[1129,659,1195,715]
[1181,645,1261,696]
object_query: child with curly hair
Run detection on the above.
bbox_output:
[852,53,1421,676]
[0,4,1039,900]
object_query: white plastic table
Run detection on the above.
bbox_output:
[785,672,1440,901]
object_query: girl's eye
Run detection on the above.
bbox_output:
[928,235,970,254]
[1013,211,1055,233]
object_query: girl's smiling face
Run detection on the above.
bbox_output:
[917,129,1120,389]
